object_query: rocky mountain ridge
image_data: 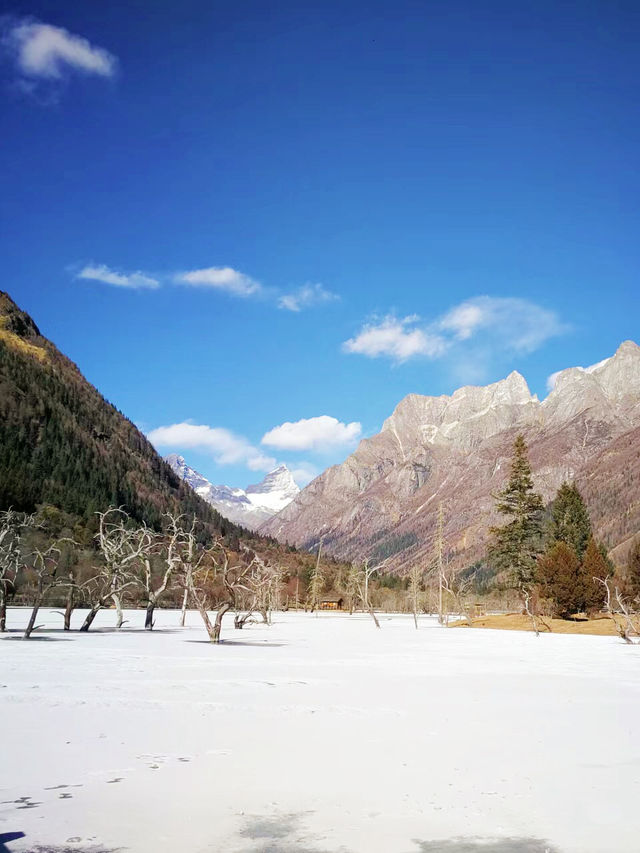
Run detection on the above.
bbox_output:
[261,341,640,569]
[165,455,300,530]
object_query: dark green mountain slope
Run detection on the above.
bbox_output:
[0,291,240,536]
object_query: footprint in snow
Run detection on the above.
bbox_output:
[15,797,41,810]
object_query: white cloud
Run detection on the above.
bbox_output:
[175,267,261,297]
[439,302,485,340]
[3,19,116,79]
[344,297,567,365]
[278,283,339,312]
[148,422,276,472]
[438,296,566,354]
[77,264,159,290]
[289,462,320,487]
[262,415,362,452]
[343,315,447,363]
[546,370,562,392]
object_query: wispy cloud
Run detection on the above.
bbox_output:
[72,261,342,311]
[262,415,362,452]
[77,264,159,290]
[278,283,339,312]
[2,18,116,95]
[343,315,447,363]
[175,267,261,297]
[438,296,567,353]
[344,297,567,365]
[148,422,276,472]
[289,461,320,487]
[546,370,562,392]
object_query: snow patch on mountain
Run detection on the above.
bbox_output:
[165,454,300,529]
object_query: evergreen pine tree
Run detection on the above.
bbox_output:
[549,482,592,559]
[537,541,583,617]
[489,435,544,597]
[626,539,640,604]
[580,536,609,613]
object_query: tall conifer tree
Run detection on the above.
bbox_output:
[549,482,592,559]
[490,435,544,596]
[581,536,608,612]
[627,540,640,603]
[537,540,582,617]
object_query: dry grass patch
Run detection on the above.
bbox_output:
[449,612,625,636]
[0,316,48,362]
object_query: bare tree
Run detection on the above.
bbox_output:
[183,536,272,643]
[80,508,151,632]
[233,549,278,627]
[140,516,182,629]
[595,576,640,644]
[520,588,553,637]
[436,502,445,625]
[23,542,72,639]
[0,509,34,632]
[175,515,199,627]
[173,517,214,634]
[345,563,359,614]
[353,560,382,629]
[362,558,379,613]
[267,562,285,618]
[306,538,324,613]
[408,560,425,629]
[442,566,476,627]
[62,568,76,630]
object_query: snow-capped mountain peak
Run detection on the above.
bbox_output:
[246,465,300,512]
[165,455,299,529]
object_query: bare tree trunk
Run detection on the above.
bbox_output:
[145,601,155,630]
[368,604,381,629]
[0,589,6,632]
[196,604,216,639]
[614,586,639,643]
[364,565,369,612]
[185,565,219,640]
[112,593,124,629]
[523,590,540,637]
[80,602,101,632]
[180,587,188,626]
[23,595,43,639]
[213,602,231,643]
[64,584,74,630]
[234,611,254,629]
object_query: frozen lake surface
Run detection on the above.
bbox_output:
[1,608,639,852]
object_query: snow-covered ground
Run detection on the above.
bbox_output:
[1,608,639,853]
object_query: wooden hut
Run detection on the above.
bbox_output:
[319,594,344,611]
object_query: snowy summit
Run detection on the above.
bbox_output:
[165,455,299,529]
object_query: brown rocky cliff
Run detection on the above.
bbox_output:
[261,341,640,569]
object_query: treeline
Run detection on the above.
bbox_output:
[489,434,640,633]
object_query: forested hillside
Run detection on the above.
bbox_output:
[0,291,240,537]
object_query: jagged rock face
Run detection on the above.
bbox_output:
[261,341,640,569]
[165,455,299,530]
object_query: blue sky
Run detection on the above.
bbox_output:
[1,1,639,489]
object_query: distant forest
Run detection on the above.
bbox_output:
[0,291,239,540]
